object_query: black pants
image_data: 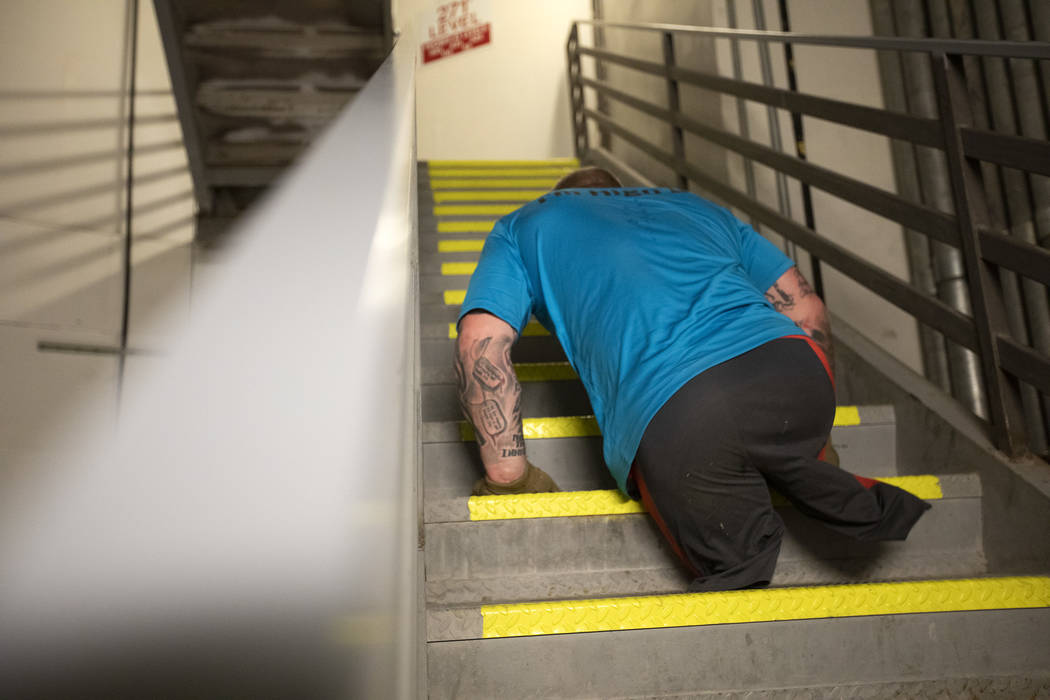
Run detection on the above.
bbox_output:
[629,336,931,592]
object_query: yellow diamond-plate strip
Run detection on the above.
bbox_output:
[469,489,646,521]
[879,475,943,499]
[435,204,521,216]
[430,167,574,177]
[443,289,467,305]
[481,576,1050,638]
[459,415,600,442]
[448,320,548,340]
[429,158,578,168]
[835,405,860,426]
[437,220,496,233]
[434,191,547,202]
[430,178,560,189]
[514,362,578,382]
[458,409,863,440]
[471,476,943,522]
[438,240,485,253]
[441,262,477,276]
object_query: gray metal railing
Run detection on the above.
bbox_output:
[567,20,1050,460]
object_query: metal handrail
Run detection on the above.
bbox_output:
[568,20,1050,458]
[577,20,1050,59]
[1,22,420,700]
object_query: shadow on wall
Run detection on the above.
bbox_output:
[0,90,196,334]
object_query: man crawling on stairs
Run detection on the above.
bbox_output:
[453,167,930,592]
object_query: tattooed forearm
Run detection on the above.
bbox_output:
[455,323,526,477]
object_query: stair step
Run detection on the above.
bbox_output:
[424,475,982,604]
[419,256,480,274]
[431,573,1042,643]
[421,334,566,368]
[423,318,548,339]
[428,166,576,178]
[431,191,545,203]
[423,361,578,385]
[429,475,953,524]
[196,79,358,123]
[422,379,592,423]
[427,177,560,190]
[185,18,386,58]
[424,406,872,444]
[422,407,897,497]
[426,578,1050,699]
[428,158,580,168]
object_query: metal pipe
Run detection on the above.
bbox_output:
[752,0,796,261]
[117,0,140,405]
[869,0,953,392]
[725,0,759,227]
[574,18,1050,59]
[777,0,824,298]
[894,0,987,418]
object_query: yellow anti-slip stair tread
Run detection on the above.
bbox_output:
[442,261,479,276]
[437,220,496,233]
[438,241,484,254]
[459,408,861,441]
[480,576,1050,638]
[431,178,560,189]
[434,191,546,202]
[467,476,944,521]
[448,320,548,339]
[435,204,521,216]
[428,158,579,167]
[430,167,575,177]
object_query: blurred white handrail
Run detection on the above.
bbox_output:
[1,21,420,700]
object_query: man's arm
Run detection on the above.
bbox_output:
[765,266,834,375]
[455,311,527,484]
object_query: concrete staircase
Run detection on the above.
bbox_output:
[153,0,391,245]
[417,160,1050,698]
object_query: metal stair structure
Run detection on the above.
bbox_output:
[153,0,392,245]
[417,159,1050,698]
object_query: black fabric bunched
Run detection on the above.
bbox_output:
[630,337,930,592]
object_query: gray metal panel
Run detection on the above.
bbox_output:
[422,336,567,367]
[422,437,612,499]
[423,487,980,586]
[424,549,987,608]
[427,609,1050,698]
[422,381,593,423]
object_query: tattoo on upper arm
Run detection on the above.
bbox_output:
[765,283,795,312]
[795,269,815,297]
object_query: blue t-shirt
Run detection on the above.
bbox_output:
[458,187,798,494]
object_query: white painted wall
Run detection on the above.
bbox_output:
[0,1,193,486]
[394,0,592,160]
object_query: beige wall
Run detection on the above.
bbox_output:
[0,1,193,479]
[394,0,592,160]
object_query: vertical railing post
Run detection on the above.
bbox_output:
[931,52,1028,456]
[661,31,688,189]
[567,24,589,161]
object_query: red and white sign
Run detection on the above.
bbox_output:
[421,0,492,64]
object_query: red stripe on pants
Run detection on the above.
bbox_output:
[629,466,702,578]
